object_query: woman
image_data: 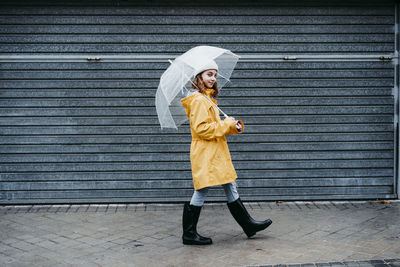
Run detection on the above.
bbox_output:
[180,60,272,245]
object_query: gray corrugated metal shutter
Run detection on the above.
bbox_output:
[0,0,397,204]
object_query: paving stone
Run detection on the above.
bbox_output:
[1,238,21,245]
[57,238,83,248]
[8,241,38,252]
[60,256,101,267]
[75,236,102,245]
[109,237,132,245]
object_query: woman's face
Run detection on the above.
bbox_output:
[201,69,217,88]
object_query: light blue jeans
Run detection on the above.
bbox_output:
[190,182,239,206]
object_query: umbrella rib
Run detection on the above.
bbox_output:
[201,94,229,119]
[217,72,230,82]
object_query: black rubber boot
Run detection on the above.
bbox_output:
[227,198,272,238]
[182,202,212,245]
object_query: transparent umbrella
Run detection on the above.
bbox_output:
[155,45,240,129]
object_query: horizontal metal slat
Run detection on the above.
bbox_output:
[0,115,393,126]
[0,151,393,163]
[0,43,394,53]
[0,25,393,34]
[0,133,394,145]
[0,142,393,153]
[0,0,394,7]
[0,97,393,108]
[0,88,393,98]
[0,6,393,15]
[0,115,394,126]
[0,160,393,172]
[1,79,393,89]
[1,70,393,79]
[0,15,394,25]
[0,106,394,117]
[1,61,394,70]
[2,177,393,190]
[0,34,394,43]
[0,168,393,181]
[0,124,394,135]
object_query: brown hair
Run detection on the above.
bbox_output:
[192,71,219,98]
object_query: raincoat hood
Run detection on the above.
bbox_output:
[181,89,216,112]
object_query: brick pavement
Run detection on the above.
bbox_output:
[0,200,399,267]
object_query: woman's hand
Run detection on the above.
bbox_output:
[225,117,242,132]
[228,117,242,132]
[235,121,242,132]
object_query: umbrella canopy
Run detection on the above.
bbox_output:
[155,45,240,129]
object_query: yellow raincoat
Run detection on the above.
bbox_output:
[181,89,244,190]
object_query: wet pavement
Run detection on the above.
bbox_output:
[0,200,399,266]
